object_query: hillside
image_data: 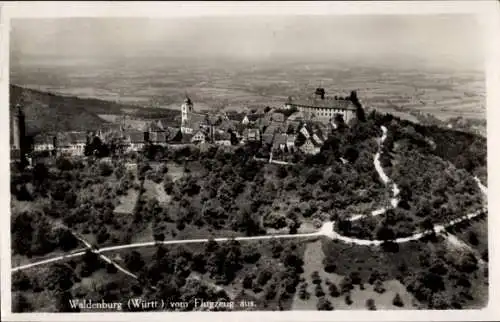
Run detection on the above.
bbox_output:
[9,85,180,136]
[9,86,488,312]
[10,85,106,135]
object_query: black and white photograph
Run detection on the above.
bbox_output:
[2,1,498,320]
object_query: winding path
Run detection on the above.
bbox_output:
[12,126,488,272]
[349,126,400,222]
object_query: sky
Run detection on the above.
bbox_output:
[9,15,484,69]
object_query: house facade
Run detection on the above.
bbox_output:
[191,130,207,144]
[57,132,88,156]
[33,134,56,152]
[124,131,146,152]
[272,134,287,152]
[149,132,168,146]
[214,132,232,146]
[299,138,321,155]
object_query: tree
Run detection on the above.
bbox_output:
[374,280,386,294]
[458,253,478,273]
[429,292,450,309]
[99,162,113,176]
[345,294,353,305]
[12,294,33,313]
[85,136,109,157]
[81,250,100,277]
[11,211,34,256]
[328,283,340,297]
[125,251,145,273]
[317,297,334,311]
[349,271,362,285]
[311,271,321,285]
[56,157,73,171]
[306,168,323,185]
[315,284,325,297]
[392,293,404,307]
[298,282,309,300]
[33,163,49,185]
[242,275,254,289]
[257,269,273,286]
[241,244,261,263]
[468,231,479,246]
[366,298,377,310]
[12,271,31,291]
[55,290,80,312]
[340,276,353,294]
[45,263,75,291]
[57,229,78,251]
[106,263,118,274]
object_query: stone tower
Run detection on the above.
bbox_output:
[11,104,26,162]
[181,96,193,134]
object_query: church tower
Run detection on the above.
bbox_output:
[181,96,193,134]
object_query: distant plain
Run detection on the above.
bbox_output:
[10,57,486,124]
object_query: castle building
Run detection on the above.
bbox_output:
[284,88,357,124]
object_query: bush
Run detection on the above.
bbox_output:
[345,294,353,306]
[106,263,118,274]
[99,162,113,176]
[311,271,321,285]
[328,283,340,297]
[366,298,376,310]
[316,297,333,311]
[315,284,325,297]
[12,294,33,313]
[298,282,309,300]
[257,270,273,286]
[392,293,404,307]
[243,275,253,289]
[374,280,386,294]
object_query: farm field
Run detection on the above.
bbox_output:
[11,57,485,128]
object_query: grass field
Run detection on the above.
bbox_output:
[143,179,171,205]
[292,239,420,310]
[113,189,139,215]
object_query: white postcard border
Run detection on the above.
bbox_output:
[1,1,499,321]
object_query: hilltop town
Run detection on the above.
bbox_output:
[10,87,363,168]
[10,85,488,312]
